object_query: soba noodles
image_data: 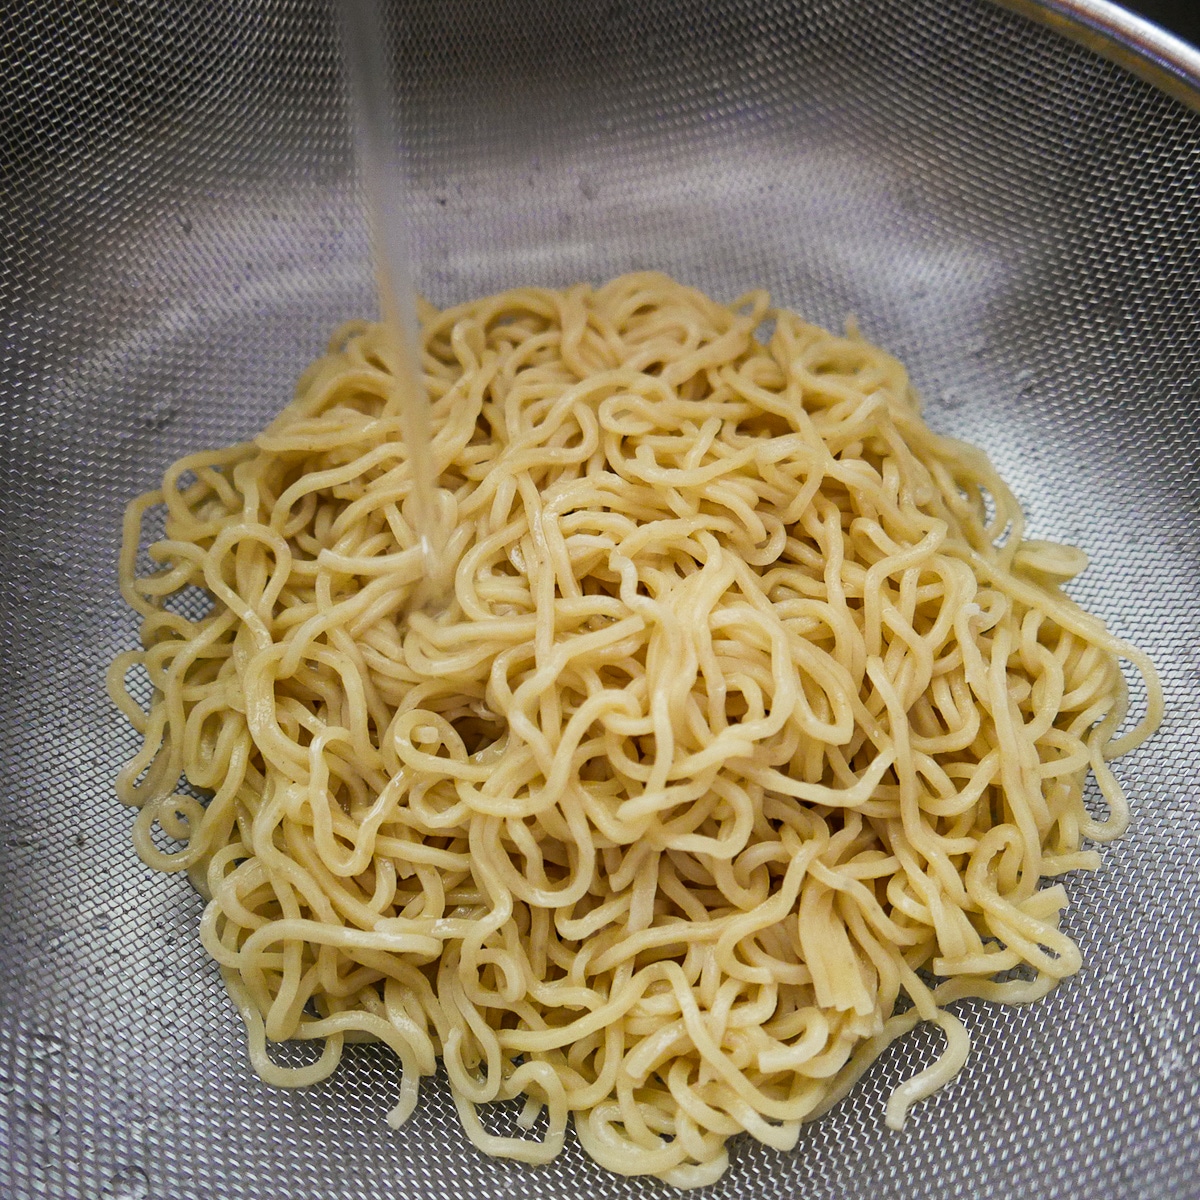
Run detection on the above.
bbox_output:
[109,273,1161,1187]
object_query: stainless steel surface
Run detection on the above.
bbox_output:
[2,2,1199,1198]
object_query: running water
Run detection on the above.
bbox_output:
[339,0,446,605]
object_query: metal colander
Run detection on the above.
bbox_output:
[2,2,1199,1197]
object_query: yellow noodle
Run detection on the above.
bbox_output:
[110,272,1161,1187]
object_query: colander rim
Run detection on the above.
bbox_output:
[993,0,1200,110]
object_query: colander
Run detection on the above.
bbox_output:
[2,2,1199,1198]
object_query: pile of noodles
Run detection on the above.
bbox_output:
[109,273,1160,1188]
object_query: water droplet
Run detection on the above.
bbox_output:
[30,1032,65,1059]
[102,1167,150,1200]
[1014,369,1034,393]
[22,1100,62,1143]
[938,388,964,411]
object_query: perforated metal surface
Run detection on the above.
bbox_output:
[2,2,1199,1198]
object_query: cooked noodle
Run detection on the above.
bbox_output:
[109,273,1161,1188]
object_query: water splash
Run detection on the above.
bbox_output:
[30,1032,65,1060]
[22,1100,62,1145]
[102,1167,151,1200]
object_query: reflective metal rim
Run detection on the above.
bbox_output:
[993,0,1200,110]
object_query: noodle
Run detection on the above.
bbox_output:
[108,273,1161,1188]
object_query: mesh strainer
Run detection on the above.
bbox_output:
[3,2,1199,1198]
